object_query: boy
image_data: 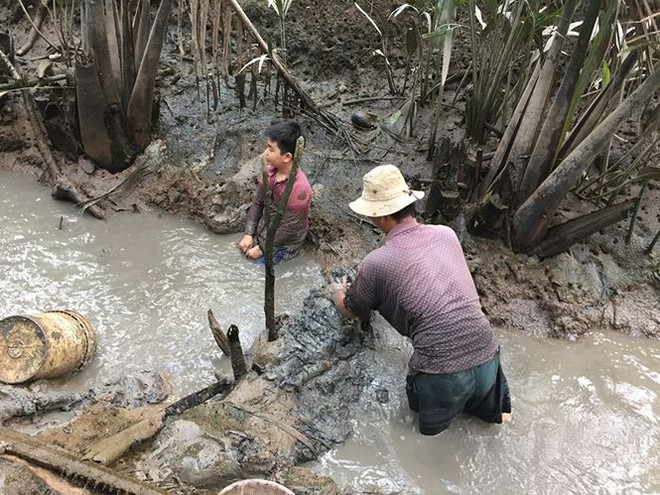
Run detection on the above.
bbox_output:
[238,120,313,265]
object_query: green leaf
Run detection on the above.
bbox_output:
[601,61,611,87]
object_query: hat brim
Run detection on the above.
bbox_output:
[349,190,425,217]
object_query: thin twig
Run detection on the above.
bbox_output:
[341,95,408,106]
[17,0,59,54]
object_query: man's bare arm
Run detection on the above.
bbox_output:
[333,287,356,319]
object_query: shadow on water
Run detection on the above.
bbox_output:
[1,171,658,493]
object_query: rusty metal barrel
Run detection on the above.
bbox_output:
[0,310,97,384]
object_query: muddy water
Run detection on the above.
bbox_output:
[0,171,322,395]
[317,318,660,493]
[2,171,659,493]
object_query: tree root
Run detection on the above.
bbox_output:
[77,140,167,214]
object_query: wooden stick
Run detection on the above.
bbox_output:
[0,48,107,220]
[227,325,247,380]
[2,456,86,495]
[16,0,59,55]
[0,426,168,494]
[16,2,47,56]
[223,402,318,454]
[207,308,230,356]
[227,0,344,135]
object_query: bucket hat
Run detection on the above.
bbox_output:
[349,164,425,217]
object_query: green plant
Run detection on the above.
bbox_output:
[464,0,554,143]
[267,0,294,64]
[355,1,401,95]
[425,0,458,157]
[72,0,174,172]
[472,0,660,256]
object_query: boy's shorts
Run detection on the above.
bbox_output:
[255,246,300,266]
[406,350,511,436]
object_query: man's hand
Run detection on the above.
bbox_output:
[328,277,356,319]
[326,281,345,299]
[238,235,254,254]
[245,245,263,260]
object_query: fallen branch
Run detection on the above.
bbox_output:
[0,385,84,423]
[77,140,167,214]
[0,426,168,494]
[227,0,317,113]
[83,379,233,465]
[341,95,408,106]
[16,0,57,56]
[227,325,248,380]
[3,454,87,494]
[0,74,68,91]
[223,401,317,455]
[227,0,357,151]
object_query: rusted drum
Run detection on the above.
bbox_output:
[0,310,97,384]
[218,479,295,495]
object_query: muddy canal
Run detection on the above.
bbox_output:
[0,170,323,395]
[1,170,658,493]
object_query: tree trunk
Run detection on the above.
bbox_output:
[507,0,578,198]
[512,63,660,251]
[532,199,634,257]
[518,0,601,204]
[127,0,174,150]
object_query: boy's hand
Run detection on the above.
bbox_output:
[238,235,254,254]
[245,245,263,260]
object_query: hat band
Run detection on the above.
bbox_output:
[362,188,414,202]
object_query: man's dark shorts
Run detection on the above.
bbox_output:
[406,350,511,436]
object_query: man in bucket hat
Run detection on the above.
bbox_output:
[333,164,511,435]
